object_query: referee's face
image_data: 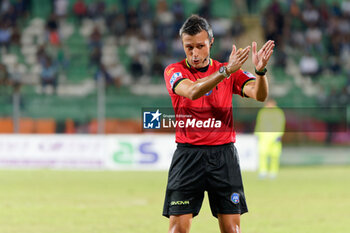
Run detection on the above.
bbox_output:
[182,30,213,69]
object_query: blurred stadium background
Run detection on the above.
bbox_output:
[0,0,349,232]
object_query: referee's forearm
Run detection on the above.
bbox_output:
[189,71,226,100]
[253,74,269,102]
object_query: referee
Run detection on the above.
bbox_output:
[163,15,274,233]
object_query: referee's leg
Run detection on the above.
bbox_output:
[218,214,241,233]
[168,214,193,233]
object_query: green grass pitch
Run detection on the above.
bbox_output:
[0,166,349,233]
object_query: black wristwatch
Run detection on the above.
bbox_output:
[255,67,267,76]
[219,66,230,78]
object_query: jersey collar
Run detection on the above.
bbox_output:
[185,58,213,71]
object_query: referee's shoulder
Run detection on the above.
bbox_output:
[164,61,185,76]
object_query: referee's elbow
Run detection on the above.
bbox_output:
[188,93,200,100]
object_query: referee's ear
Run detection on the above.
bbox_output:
[210,37,214,48]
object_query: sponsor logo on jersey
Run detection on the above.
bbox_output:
[166,67,175,76]
[231,193,240,204]
[170,72,182,88]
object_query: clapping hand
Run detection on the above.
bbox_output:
[226,45,251,74]
[252,40,275,72]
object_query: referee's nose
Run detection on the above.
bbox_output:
[192,47,199,57]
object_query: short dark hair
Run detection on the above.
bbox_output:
[179,15,213,41]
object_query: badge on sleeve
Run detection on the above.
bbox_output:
[170,72,183,88]
[243,71,255,78]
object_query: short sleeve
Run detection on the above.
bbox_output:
[232,69,256,97]
[164,65,186,95]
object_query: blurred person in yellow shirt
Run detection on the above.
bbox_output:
[255,98,285,179]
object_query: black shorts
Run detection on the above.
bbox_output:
[163,142,248,218]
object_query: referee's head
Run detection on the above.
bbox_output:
[179,15,214,69]
[179,15,214,42]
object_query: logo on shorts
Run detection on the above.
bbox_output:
[143,109,162,129]
[170,200,190,206]
[231,193,240,204]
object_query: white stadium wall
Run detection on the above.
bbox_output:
[0,134,258,171]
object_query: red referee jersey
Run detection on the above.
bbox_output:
[164,58,256,145]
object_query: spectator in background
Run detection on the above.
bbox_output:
[329,56,342,74]
[113,13,127,40]
[10,25,20,46]
[54,0,69,19]
[155,0,174,38]
[299,52,320,78]
[319,1,330,28]
[151,57,164,78]
[171,37,184,59]
[37,45,50,66]
[56,44,69,71]
[89,26,102,50]
[3,5,18,27]
[126,7,139,34]
[48,29,61,46]
[0,21,11,52]
[89,47,101,67]
[41,58,58,94]
[105,5,118,29]
[301,1,320,26]
[108,61,128,85]
[137,0,153,22]
[94,64,120,88]
[0,0,11,14]
[341,0,350,16]
[305,25,323,52]
[47,13,59,31]
[0,63,9,95]
[289,0,300,18]
[86,1,96,19]
[96,0,106,19]
[274,42,287,68]
[14,0,27,18]
[87,25,102,71]
[154,34,167,56]
[126,33,153,76]
[331,1,342,17]
[171,0,185,34]
[198,0,212,20]
[130,56,143,81]
[46,13,61,46]
[263,0,284,45]
[106,5,127,40]
[8,62,22,92]
[138,33,153,75]
[137,0,153,39]
[73,0,87,25]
